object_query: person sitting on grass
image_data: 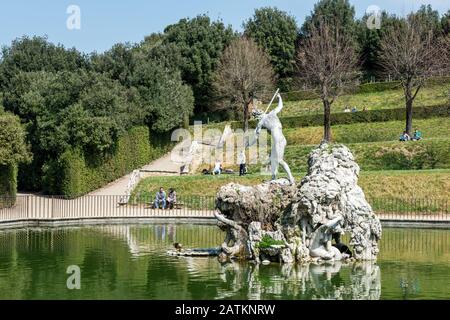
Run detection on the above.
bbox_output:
[154,187,166,209]
[167,188,177,209]
[213,160,222,175]
[413,128,423,141]
[399,131,411,142]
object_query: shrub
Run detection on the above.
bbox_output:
[282,76,450,102]
[0,164,17,206]
[231,104,449,129]
[43,126,173,197]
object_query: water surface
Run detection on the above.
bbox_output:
[0,224,448,299]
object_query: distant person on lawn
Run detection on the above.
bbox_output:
[154,187,166,209]
[399,131,411,142]
[413,129,423,141]
[167,188,177,209]
[213,160,222,175]
[238,150,246,176]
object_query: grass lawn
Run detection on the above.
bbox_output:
[281,82,450,116]
[284,118,450,145]
[131,170,449,212]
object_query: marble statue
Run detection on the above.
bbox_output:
[250,93,295,185]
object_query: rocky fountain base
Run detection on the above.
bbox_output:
[215,143,382,264]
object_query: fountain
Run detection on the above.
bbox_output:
[215,143,382,263]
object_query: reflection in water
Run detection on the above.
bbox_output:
[0,224,448,299]
[216,261,380,300]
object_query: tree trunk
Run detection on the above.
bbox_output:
[405,99,413,136]
[323,100,331,142]
[404,84,413,136]
[243,102,249,133]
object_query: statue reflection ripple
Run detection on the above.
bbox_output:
[216,261,381,300]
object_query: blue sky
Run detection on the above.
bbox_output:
[1,0,449,53]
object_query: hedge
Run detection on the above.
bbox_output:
[282,76,450,102]
[231,104,450,130]
[282,139,450,172]
[0,164,17,207]
[43,126,173,197]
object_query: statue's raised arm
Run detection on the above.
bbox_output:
[271,93,284,115]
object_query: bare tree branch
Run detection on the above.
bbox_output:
[212,37,275,131]
[296,20,359,141]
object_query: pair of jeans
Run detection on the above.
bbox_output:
[154,199,166,209]
[239,164,246,176]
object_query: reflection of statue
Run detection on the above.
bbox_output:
[251,94,295,185]
[216,261,381,300]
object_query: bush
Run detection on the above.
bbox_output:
[43,126,173,197]
[282,76,450,102]
[231,104,449,129]
[0,164,17,207]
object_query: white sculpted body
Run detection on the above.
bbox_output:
[253,94,295,184]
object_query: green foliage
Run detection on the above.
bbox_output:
[231,104,449,129]
[132,59,194,132]
[244,7,298,78]
[0,112,31,166]
[257,235,285,249]
[162,15,236,110]
[0,36,88,91]
[301,0,356,39]
[42,126,172,197]
[0,164,17,201]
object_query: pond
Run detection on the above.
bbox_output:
[0,224,448,300]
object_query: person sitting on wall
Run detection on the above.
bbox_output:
[167,188,177,209]
[351,106,358,113]
[213,160,222,175]
[344,106,351,113]
[413,128,423,141]
[154,187,166,209]
[399,131,411,141]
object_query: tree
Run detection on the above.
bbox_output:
[378,16,448,136]
[0,111,31,199]
[297,20,359,142]
[132,58,194,133]
[91,43,137,87]
[162,15,236,112]
[0,36,88,91]
[355,12,403,80]
[301,0,356,39]
[441,10,450,35]
[212,37,275,132]
[413,5,442,34]
[243,7,298,81]
[0,111,31,166]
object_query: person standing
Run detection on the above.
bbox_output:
[238,150,246,176]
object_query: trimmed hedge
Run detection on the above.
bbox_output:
[43,126,173,197]
[231,104,450,130]
[0,164,17,207]
[282,76,450,102]
[282,139,450,172]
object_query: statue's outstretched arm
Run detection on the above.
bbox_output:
[272,94,283,115]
